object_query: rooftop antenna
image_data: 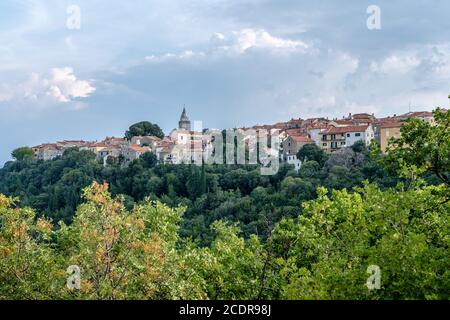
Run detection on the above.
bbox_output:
[408,101,412,113]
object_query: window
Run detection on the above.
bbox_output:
[322,143,327,147]
[355,133,361,137]
[322,135,327,141]
[347,133,350,137]
[341,141,345,145]
[331,142,337,149]
[331,134,336,140]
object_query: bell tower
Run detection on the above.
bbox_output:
[178,106,191,131]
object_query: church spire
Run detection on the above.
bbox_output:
[180,106,187,120]
[178,106,191,130]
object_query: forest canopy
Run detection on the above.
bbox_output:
[0,109,449,300]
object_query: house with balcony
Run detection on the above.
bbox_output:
[320,125,374,153]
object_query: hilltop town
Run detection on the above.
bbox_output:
[30,107,439,168]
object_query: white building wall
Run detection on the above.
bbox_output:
[345,131,366,147]
[345,125,375,147]
[286,154,302,173]
[364,125,375,145]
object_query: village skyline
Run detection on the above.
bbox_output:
[17,105,443,176]
[22,106,435,142]
[0,1,449,304]
[2,1,450,166]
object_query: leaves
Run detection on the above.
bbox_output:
[384,108,450,186]
[276,183,450,300]
[0,107,448,299]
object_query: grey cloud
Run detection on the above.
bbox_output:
[1,0,450,165]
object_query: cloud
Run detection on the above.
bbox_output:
[145,50,206,62]
[2,0,450,166]
[45,67,96,102]
[0,67,95,105]
[369,44,450,81]
[144,28,309,62]
[228,29,309,53]
[424,43,450,79]
[363,44,450,111]
[126,39,364,125]
[370,54,421,74]
[0,84,14,102]
[282,53,363,118]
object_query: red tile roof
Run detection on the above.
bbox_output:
[90,143,107,148]
[324,125,369,134]
[289,135,314,143]
[308,123,329,129]
[129,144,150,153]
[396,111,434,120]
[352,113,374,119]
[57,140,87,144]
[380,121,403,129]
[285,129,304,135]
[334,120,355,125]
[33,143,60,150]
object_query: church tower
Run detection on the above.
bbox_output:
[178,107,191,131]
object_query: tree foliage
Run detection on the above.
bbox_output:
[1,178,448,299]
[11,147,34,161]
[275,184,449,299]
[296,144,329,167]
[125,121,165,140]
[383,108,450,186]
[0,108,449,300]
[0,139,425,245]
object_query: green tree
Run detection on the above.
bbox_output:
[351,140,367,153]
[296,144,328,167]
[0,195,60,299]
[299,160,320,178]
[57,182,206,299]
[280,176,315,202]
[125,121,164,140]
[383,108,450,186]
[141,152,157,168]
[201,221,265,299]
[276,184,450,300]
[11,147,34,161]
[200,163,207,194]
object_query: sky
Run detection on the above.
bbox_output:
[1,0,450,165]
